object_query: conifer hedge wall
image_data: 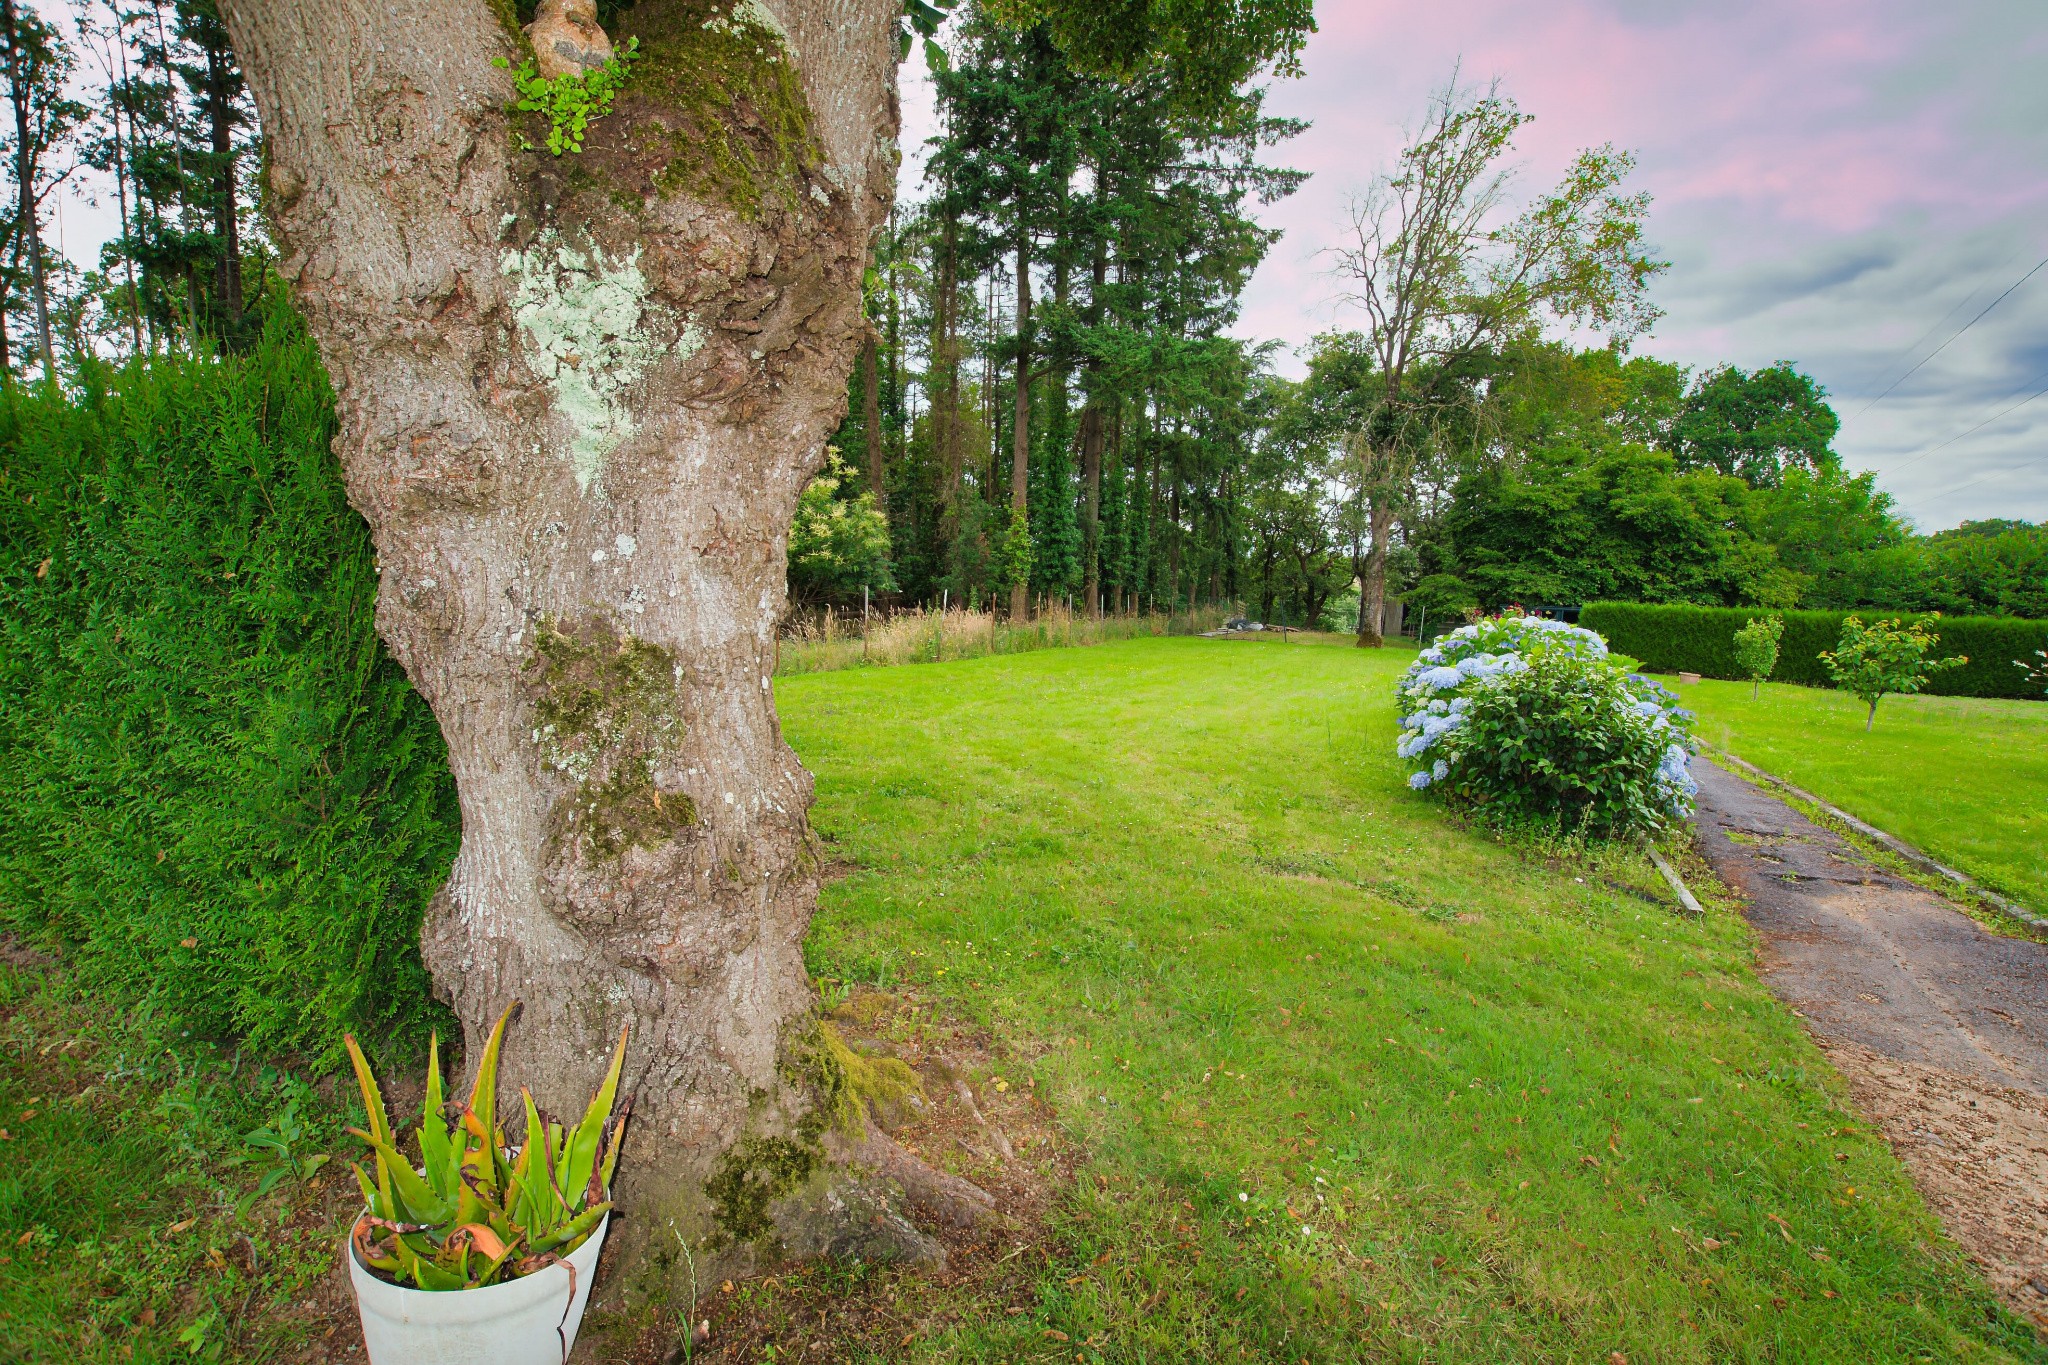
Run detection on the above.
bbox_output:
[1580,601,2048,700]
[0,309,457,1057]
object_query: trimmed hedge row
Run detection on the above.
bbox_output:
[0,307,457,1058]
[1579,602,2048,699]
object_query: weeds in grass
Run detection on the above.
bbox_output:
[0,960,359,1363]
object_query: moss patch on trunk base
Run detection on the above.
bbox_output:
[526,618,698,861]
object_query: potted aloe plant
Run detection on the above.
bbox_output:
[342,1002,631,1365]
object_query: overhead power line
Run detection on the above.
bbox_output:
[1856,243,2026,408]
[1877,367,2048,479]
[1916,452,2046,509]
[1850,254,2048,419]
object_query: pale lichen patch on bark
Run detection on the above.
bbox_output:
[501,231,703,493]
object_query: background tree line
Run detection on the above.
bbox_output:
[6,0,2042,629]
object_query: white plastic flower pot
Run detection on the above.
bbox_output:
[346,1212,609,1365]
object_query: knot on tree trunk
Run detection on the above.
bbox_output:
[527,0,615,79]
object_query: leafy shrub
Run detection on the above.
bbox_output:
[1579,600,2045,699]
[1822,616,1966,731]
[786,446,895,608]
[0,301,457,1058]
[1731,613,1783,699]
[1395,616,1696,837]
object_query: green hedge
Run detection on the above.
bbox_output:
[0,307,457,1057]
[1580,601,2048,700]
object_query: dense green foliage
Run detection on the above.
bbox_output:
[1396,616,1696,836]
[0,308,456,1057]
[810,3,1306,615]
[1579,601,2044,699]
[1682,677,2048,910]
[787,447,896,607]
[1403,346,2047,621]
[784,637,2046,1361]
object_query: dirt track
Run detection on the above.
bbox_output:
[1692,757,2048,1326]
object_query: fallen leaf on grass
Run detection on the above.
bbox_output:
[167,1219,197,1235]
[1044,1329,1070,1341]
[138,1309,157,1327]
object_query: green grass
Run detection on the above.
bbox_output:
[0,963,358,1362]
[1671,676,2048,912]
[784,635,2044,1362]
[6,636,2042,1362]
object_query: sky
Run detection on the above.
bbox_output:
[39,0,2047,530]
[899,0,2048,530]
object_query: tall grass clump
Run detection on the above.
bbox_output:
[776,601,1229,676]
[0,300,457,1059]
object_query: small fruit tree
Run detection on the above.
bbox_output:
[1821,616,1966,731]
[1732,613,1784,700]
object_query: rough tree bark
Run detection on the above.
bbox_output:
[1008,229,1032,619]
[217,0,987,1303]
[1356,494,1393,648]
[861,332,884,501]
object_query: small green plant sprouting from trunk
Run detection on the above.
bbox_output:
[497,39,641,154]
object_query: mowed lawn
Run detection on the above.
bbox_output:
[782,636,2044,1363]
[1672,676,2048,912]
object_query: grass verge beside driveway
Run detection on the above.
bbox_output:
[783,634,2044,1362]
[1671,676,2047,911]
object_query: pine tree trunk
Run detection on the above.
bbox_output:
[862,334,885,502]
[1009,231,1031,620]
[205,38,244,323]
[1078,232,1106,618]
[217,0,985,1300]
[3,0,55,376]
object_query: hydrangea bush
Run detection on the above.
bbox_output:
[1395,616,1697,837]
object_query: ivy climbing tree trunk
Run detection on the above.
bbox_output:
[216,0,990,1301]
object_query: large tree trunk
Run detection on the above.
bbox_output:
[218,0,983,1303]
[1356,494,1394,648]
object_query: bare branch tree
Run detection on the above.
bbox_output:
[1327,73,1665,644]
